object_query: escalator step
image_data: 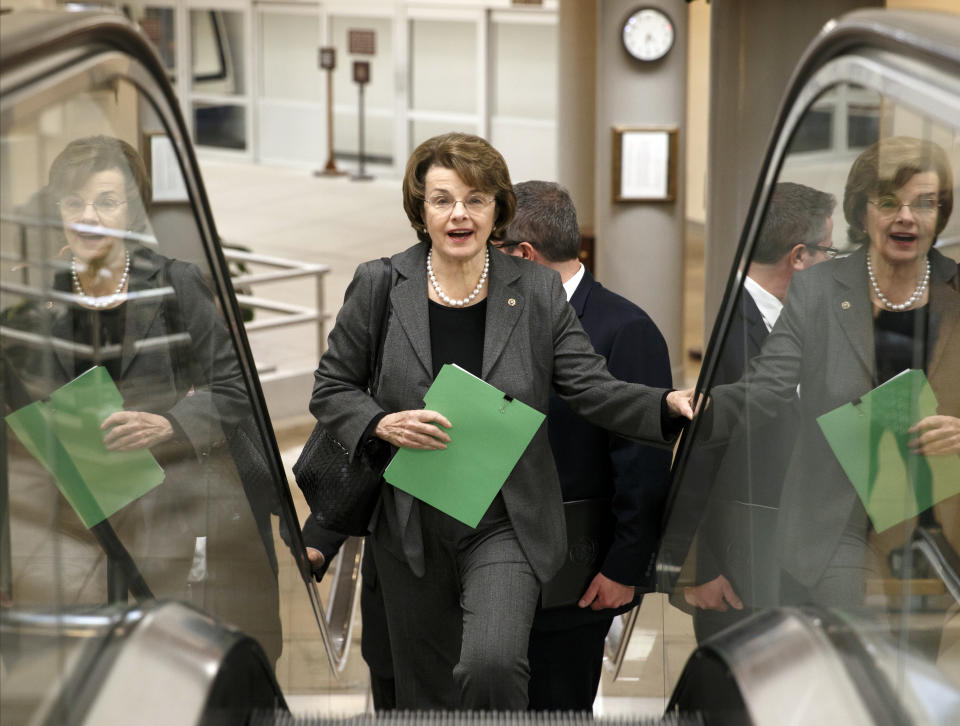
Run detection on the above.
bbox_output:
[257,711,704,726]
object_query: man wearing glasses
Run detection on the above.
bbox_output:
[684,181,836,640]
[713,181,837,385]
[495,181,672,712]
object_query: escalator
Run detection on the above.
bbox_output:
[1,7,959,726]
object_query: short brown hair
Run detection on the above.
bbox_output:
[506,181,581,262]
[402,133,516,245]
[843,136,953,247]
[48,135,152,232]
[754,182,835,264]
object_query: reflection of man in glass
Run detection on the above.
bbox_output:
[684,182,835,641]
[714,182,838,385]
[1,136,282,664]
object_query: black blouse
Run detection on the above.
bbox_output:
[428,299,487,378]
[874,306,930,385]
[72,304,126,380]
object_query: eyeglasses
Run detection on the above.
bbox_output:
[58,195,128,218]
[867,195,941,217]
[424,193,495,215]
[805,244,839,258]
[492,240,522,250]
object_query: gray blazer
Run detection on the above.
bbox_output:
[311,242,673,581]
[711,246,960,587]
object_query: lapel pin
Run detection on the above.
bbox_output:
[507,298,516,307]
[841,301,851,310]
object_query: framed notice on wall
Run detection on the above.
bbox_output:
[612,126,678,202]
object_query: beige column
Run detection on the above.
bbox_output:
[556,0,597,228]
[592,0,689,381]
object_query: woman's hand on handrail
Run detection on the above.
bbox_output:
[375,409,452,450]
[306,547,326,581]
[666,388,697,420]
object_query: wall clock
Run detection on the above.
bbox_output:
[622,7,675,63]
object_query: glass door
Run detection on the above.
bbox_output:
[256,5,323,167]
[187,2,252,154]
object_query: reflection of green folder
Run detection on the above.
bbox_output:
[5,366,165,528]
[816,369,960,532]
[383,364,546,527]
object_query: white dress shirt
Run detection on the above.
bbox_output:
[743,274,783,332]
[562,262,586,302]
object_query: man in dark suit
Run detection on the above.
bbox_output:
[684,182,836,640]
[497,181,673,712]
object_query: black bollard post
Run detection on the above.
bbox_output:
[351,60,373,181]
[315,46,345,177]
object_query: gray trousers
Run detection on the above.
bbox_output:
[781,508,884,611]
[370,499,541,710]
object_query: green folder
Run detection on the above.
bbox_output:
[383,364,546,527]
[816,369,960,532]
[6,366,166,528]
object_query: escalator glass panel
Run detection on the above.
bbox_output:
[0,65,287,705]
[661,71,960,716]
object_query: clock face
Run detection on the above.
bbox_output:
[622,7,675,62]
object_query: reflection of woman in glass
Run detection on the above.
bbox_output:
[1,136,281,663]
[711,136,960,612]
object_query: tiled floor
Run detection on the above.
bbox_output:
[199,158,705,717]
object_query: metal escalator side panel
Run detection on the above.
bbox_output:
[0,607,129,726]
[670,609,881,726]
[830,608,960,726]
[82,601,285,726]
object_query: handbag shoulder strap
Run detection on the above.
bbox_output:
[368,257,393,394]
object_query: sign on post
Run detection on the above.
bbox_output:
[318,46,335,70]
[314,46,344,176]
[352,60,373,181]
[353,60,370,85]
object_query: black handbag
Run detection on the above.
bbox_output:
[293,258,393,536]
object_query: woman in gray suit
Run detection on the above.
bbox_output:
[310,132,692,710]
[711,136,960,614]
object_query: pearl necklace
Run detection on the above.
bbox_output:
[72,249,131,309]
[866,252,930,312]
[427,248,489,307]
